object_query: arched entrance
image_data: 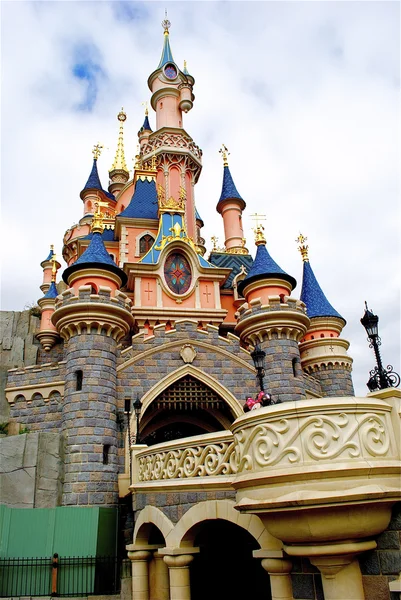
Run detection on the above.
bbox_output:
[140,375,237,445]
[190,520,271,600]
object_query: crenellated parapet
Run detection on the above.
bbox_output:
[235,296,310,345]
[52,285,134,342]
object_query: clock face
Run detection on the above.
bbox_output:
[164,253,192,294]
[164,63,178,80]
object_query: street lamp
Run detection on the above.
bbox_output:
[133,396,143,444]
[360,302,400,392]
[251,343,266,392]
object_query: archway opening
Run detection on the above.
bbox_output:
[190,519,271,600]
[140,375,236,446]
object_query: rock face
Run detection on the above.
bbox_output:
[0,310,40,419]
[0,432,63,508]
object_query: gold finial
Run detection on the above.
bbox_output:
[171,222,183,238]
[111,109,128,172]
[296,233,309,262]
[211,236,219,251]
[92,143,103,160]
[250,212,266,230]
[254,224,266,245]
[162,10,171,34]
[134,145,141,169]
[91,200,109,234]
[141,101,149,116]
[219,144,230,166]
[51,253,58,282]
[50,244,54,252]
[184,60,187,70]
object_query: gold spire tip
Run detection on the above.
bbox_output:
[92,143,103,160]
[254,225,266,245]
[162,10,171,33]
[51,254,58,281]
[118,108,127,122]
[91,201,108,234]
[219,144,229,167]
[296,233,309,262]
[142,101,149,116]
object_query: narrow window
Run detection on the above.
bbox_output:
[103,444,110,465]
[140,234,154,255]
[320,333,325,338]
[279,294,285,304]
[292,358,298,377]
[75,370,83,391]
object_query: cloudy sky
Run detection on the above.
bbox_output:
[1,1,400,396]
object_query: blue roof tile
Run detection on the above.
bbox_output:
[43,281,58,299]
[195,207,203,225]
[140,115,152,132]
[209,252,253,289]
[83,228,116,242]
[118,178,159,220]
[43,248,54,262]
[217,165,244,210]
[300,261,344,321]
[157,33,174,68]
[238,243,296,296]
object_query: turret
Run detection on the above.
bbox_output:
[297,234,354,396]
[40,245,61,294]
[80,144,115,217]
[235,226,309,403]
[138,105,153,151]
[147,17,194,131]
[52,206,134,507]
[36,253,60,351]
[108,109,129,197]
[216,146,248,255]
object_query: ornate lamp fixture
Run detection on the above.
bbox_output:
[251,343,266,391]
[133,396,143,444]
[360,302,400,392]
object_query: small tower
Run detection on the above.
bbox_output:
[80,144,115,217]
[40,245,61,294]
[297,234,354,396]
[52,205,134,507]
[138,104,153,151]
[216,146,248,255]
[36,253,60,351]
[235,226,309,402]
[108,109,130,197]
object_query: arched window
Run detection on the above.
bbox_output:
[140,234,154,255]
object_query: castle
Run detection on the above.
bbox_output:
[1,18,400,600]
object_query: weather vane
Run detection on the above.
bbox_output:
[162,10,171,33]
[92,143,104,160]
[296,233,309,262]
[141,101,149,116]
[219,144,230,166]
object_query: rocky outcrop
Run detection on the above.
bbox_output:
[0,432,63,508]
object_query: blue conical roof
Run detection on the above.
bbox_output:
[140,114,152,132]
[238,242,296,296]
[157,32,175,68]
[43,247,54,262]
[195,207,203,226]
[300,261,344,321]
[81,159,115,201]
[44,281,58,299]
[118,178,158,220]
[217,165,245,211]
[62,232,127,286]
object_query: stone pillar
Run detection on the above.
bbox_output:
[310,555,365,600]
[149,551,170,600]
[163,554,194,600]
[128,550,151,600]
[62,332,119,506]
[259,557,293,600]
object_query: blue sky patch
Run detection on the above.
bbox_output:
[111,1,148,23]
[71,42,106,111]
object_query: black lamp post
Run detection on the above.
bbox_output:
[251,343,266,392]
[124,398,132,481]
[133,396,143,444]
[360,302,400,392]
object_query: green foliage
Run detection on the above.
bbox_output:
[19,426,30,434]
[24,302,42,318]
[0,422,9,435]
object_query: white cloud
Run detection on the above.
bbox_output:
[1,0,399,396]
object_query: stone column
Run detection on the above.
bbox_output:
[127,550,151,600]
[310,555,365,600]
[260,558,293,600]
[163,554,194,600]
[149,551,170,600]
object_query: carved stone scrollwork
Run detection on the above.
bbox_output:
[232,411,391,472]
[138,441,236,481]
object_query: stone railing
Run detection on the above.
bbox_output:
[134,431,236,485]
